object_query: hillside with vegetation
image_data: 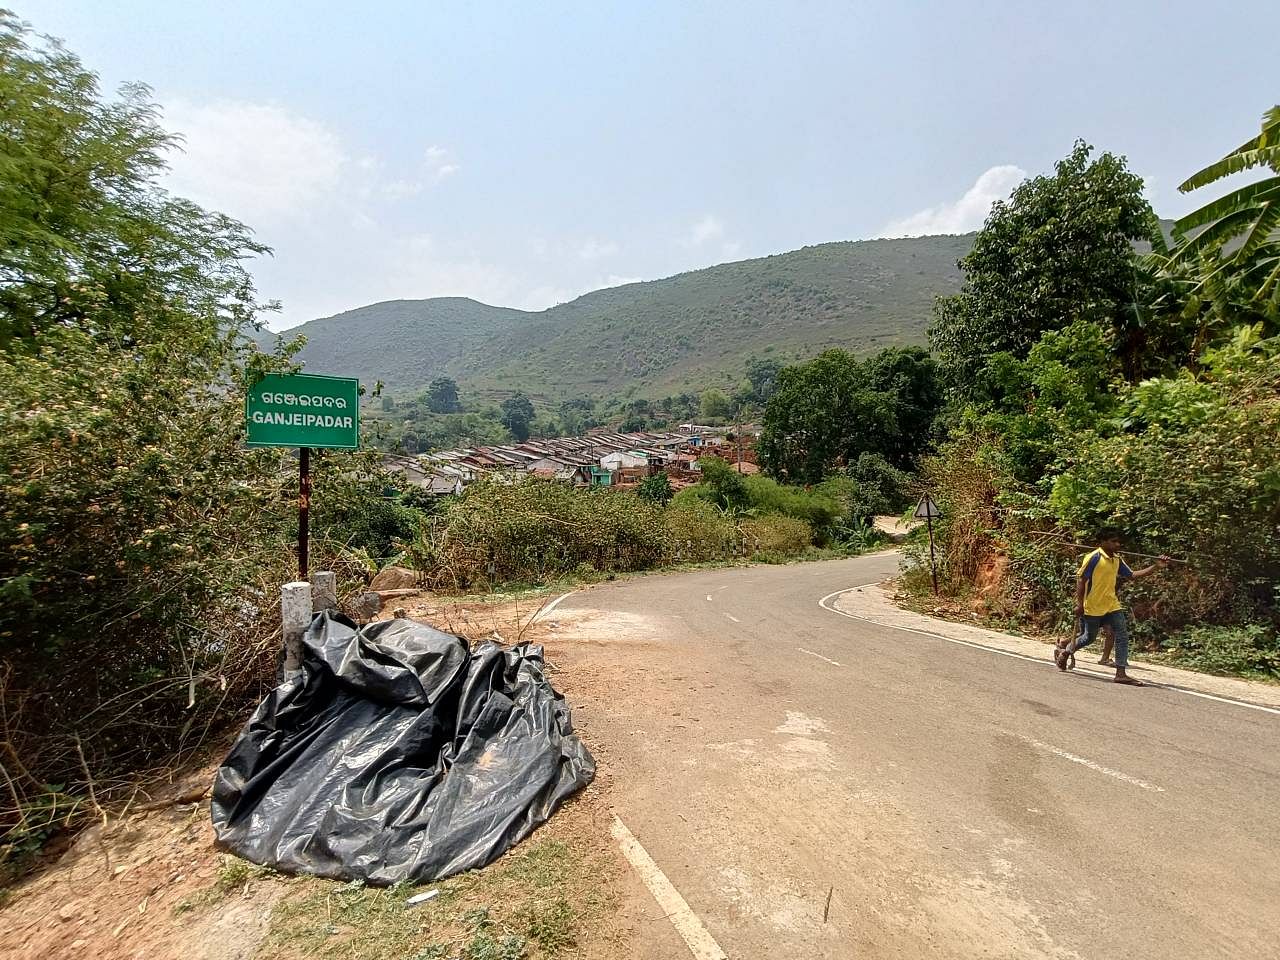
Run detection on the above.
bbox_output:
[256,296,529,391]
[275,234,972,397]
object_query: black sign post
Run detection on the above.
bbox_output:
[298,447,311,580]
[914,494,943,595]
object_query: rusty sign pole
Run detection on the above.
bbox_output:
[915,494,942,596]
[926,508,938,596]
[298,447,311,580]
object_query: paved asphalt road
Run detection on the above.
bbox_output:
[554,553,1280,960]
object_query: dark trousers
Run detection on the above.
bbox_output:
[1073,610,1129,669]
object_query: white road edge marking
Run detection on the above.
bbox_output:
[818,588,1280,717]
[724,613,741,623]
[798,647,842,667]
[610,816,728,960]
[531,591,575,624]
[1022,736,1164,792]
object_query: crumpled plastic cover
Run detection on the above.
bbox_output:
[210,611,594,884]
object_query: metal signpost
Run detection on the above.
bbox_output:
[914,493,943,595]
[246,373,359,579]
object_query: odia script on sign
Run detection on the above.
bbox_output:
[245,373,360,450]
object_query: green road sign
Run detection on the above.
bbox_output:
[245,373,360,449]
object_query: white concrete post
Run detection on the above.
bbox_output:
[281,580,313,672]
[310,570,337,612]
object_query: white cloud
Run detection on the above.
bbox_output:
[382,179,424,199]
[516,274,646,312]
[600,274,643,288]
[686,214,726,246]
[163,99,347,225]
[158,97,667,332]
[578,238,620,260]
[879,165,1027,238]
[424,144,460,181]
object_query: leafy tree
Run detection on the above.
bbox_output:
[745,357,783,404]
[0,14,267,350]
[930,141,1159,390]
[699,388,732,421]
[859,347,943,465]
[501,392,535,442]
[694,456,749,512]
[969,319,1120,484]
[0,16,299,845]
[559,397,594,435]
[844,452,913,521]
[758,348,940,483]
[636,473,673,506]
[425,376,462,413]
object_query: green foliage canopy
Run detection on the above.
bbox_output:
[426,376,462,414]
[1170,105,1280,312]
[699,388,732,421]
[0,14,268,350]
[758,346,940,483]
[930,141,1158,390]
[500,392,535,442]
[0,15,301,848]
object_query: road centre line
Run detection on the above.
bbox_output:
[724,613,741,623]
[1021,736,1164,792]
[818,587,1280,717]
[706,595,713,602]
[611,816,728,960]
[798,647,842,667]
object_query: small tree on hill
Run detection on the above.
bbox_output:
[501,392,535,442]
[699,388,732,421]
[426,376,462,413]
[636,473,673,506]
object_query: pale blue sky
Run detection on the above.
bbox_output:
[17,1,1280,329]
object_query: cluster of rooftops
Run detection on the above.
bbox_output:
[382,425,758,495]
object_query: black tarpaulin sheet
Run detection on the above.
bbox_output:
[210,611,594,884]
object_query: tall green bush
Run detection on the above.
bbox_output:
[0,18,347,866]
[413,477,669,588]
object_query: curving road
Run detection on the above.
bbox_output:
[549,553,1280,960]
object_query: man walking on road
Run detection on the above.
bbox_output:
[1055,528,1169,685]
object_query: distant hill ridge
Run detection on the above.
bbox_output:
[263,234,977,398]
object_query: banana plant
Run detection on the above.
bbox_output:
[1170,106,1280,312]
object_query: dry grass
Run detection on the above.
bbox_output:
[255,830,615,960]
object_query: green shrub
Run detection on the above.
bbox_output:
[843,452,913,520]
[414,477,667,588]
[740,516,813,555]
[663,499,738,561]
[0,21,382,869]
[312,470,426,562]
[1159,625,1280,679]
[743,475,843,530]
[1049,329,1280,613]
[636,473,673,506]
